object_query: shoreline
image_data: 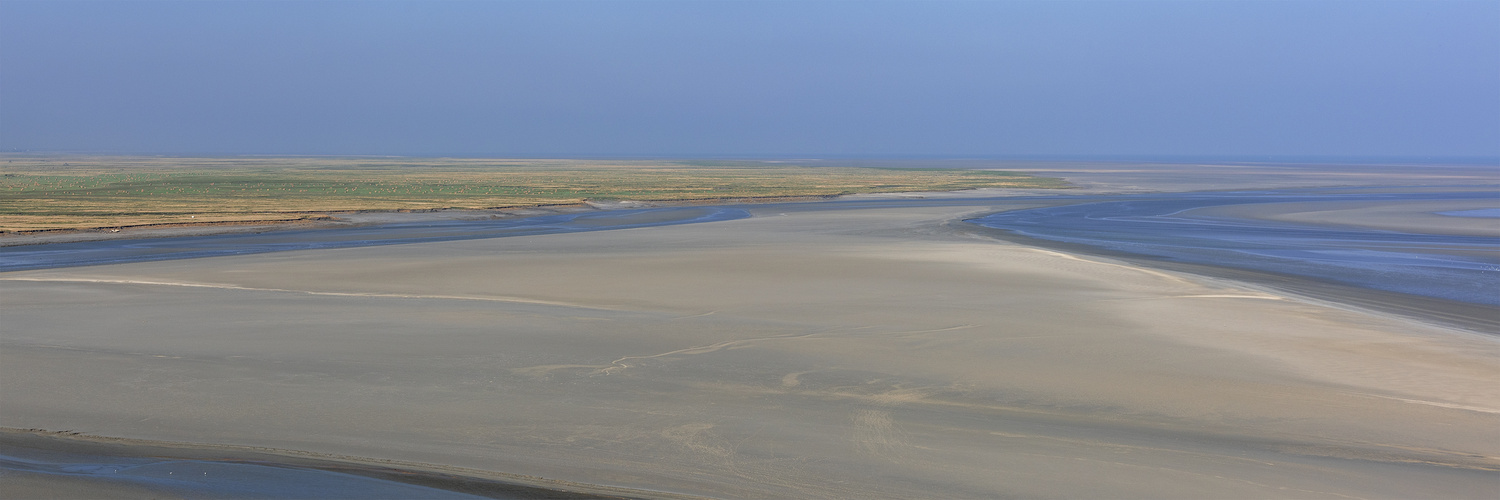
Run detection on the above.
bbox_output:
[951,218,1499,335]
[0,195,848,248]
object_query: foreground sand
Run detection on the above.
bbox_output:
[3,200,1498,498]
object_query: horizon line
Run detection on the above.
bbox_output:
[3,150,1498,166]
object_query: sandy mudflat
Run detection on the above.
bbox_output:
[3,192,1498,498]
[1182,197,1500,237]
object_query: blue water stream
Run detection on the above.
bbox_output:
[967,189,1498,305]
[0,206,748,272]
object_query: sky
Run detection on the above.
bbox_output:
[2,0,1497,159]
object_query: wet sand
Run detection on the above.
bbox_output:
[3,190,1498,498]
[1184,197,1500,238]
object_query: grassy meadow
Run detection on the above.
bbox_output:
[0,156,1066,232]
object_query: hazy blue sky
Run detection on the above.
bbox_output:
[2,0,1497,158]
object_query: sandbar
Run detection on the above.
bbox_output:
[1182,196,1500,237]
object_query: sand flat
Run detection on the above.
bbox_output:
[1182,198,1500,237]
[3,202,1499,498]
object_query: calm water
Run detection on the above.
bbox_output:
[969,189,1499,306]
[0,207,748,272]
